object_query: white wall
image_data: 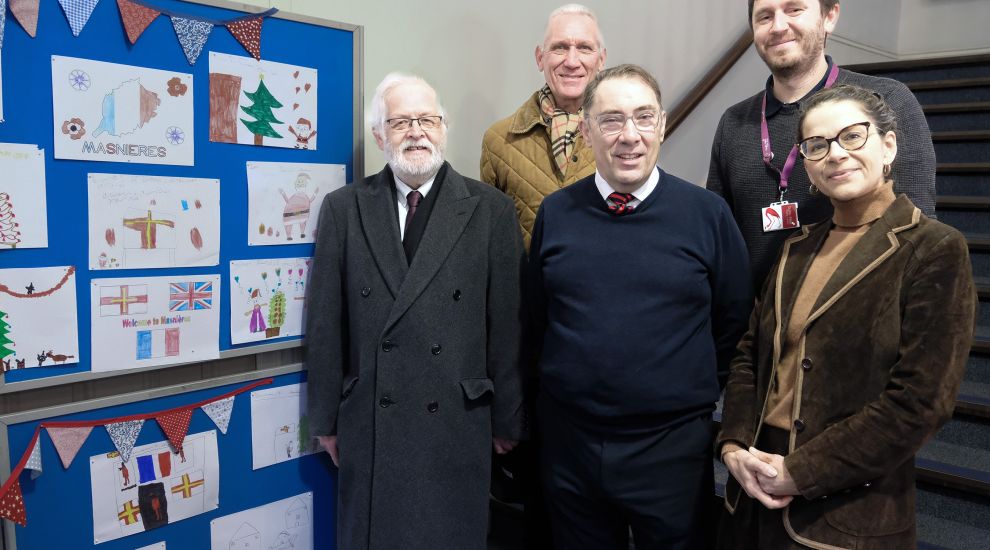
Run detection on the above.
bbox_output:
[897,0,990,57]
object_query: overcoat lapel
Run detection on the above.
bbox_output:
[356,167,408,299]
[384,165,479,332]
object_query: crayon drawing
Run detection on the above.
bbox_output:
[0,143,47,249]
[250,383,319,470]
[52,56,194,165]
[0,266,79,373]
[90,275,220,372]
[91,431,219,544]
[210,493,313,550]
[246,162,344,245]
[209,53,317,149]
[230,258,309,345]
[88,173,220,270]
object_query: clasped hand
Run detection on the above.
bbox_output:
[723,446,799,509]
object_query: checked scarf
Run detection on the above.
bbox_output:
[537,84,583,176]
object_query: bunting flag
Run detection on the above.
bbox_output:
[25,438,42,480]
[0,479,26,526]
[226,16,263,60]
[106,419,144,463]
[47,426,94,469]
[155,408,192,453]
[9,0,40,38]
[200,395,234,434]
[116,0,159,44]
[58,0,101,37]
[171,15,213,65]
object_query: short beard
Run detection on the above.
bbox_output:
[760,28,826,80]
[385,136,446,184]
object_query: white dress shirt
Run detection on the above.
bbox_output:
[394,174,436,240]
[594,167,660,209]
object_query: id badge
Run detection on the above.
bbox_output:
[762,201,800,232]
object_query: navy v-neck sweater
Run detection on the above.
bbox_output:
[528,171,752,427]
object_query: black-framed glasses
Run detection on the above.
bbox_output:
[594,111,660,136]
[385,115,443,132]
[798,121,873,161]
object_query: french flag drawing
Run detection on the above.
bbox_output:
[136,451,173,483]
[136,328,180,360]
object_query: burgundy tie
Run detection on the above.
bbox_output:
[404,190,423,238]
[606,192,635,215]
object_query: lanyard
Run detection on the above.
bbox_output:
[760,63,840,195]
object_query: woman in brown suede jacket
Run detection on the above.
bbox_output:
[717,85,976,549]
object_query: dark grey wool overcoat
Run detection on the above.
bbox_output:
[305,163,526,550]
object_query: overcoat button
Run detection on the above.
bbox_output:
[379,396,393,408]
[427,401,439,413]
[431,344,442,355]
[382,339,393,352]
[863,482,871,488]
[453,289,462,301]
[793,419,806,432]
[801,358,812,371]
[361,287,371,297]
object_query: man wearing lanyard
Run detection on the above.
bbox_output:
[707,0,936,291]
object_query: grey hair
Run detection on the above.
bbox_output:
[543,4,605,50]
[368,72,448,135]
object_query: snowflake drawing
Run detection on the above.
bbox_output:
[69,69,91,91]
[166,126,185,145]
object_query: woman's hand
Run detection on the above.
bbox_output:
[723,446,794,509]
[750,447,799,498]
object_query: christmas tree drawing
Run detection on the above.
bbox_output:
[266,290,286,338]
[0,311,14,362]
[0,192,21,248]
[240,77,284,146]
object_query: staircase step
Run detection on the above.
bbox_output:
[937,174,990,196]
[933,141,990,163]
[937,195,990,209]
[911,79,990,104]
[845,54,990,82]
[933,130,990,142]
[924,102,990,114]
[910,77,990,91]
[925,111,990,132]
[940,163,990,174]
[917,482,990,550]
[937,208,990,233]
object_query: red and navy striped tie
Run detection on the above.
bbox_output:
[607,192,635,216]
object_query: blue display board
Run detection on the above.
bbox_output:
[3,371,336,549]
[0,0,359,383]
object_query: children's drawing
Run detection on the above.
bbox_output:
[246,162,344,246]
[52,56,194,166]
[209,53,317,149]
[136,542,167,550]
[88,173,220,269]
[250,383,319,470]
[210,493,313,550]
[90,275,220,372]
[230,258,309,345]
[0,143,48,249]
[91,431,219,544]
[0,266,79,372]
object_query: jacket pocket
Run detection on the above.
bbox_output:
[822,469,913,536]
[460,378,494,401]
[340,376,359,400]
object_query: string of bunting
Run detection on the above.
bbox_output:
[0,0,276,63]
[0,377,272,527]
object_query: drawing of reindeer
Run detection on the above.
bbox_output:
[1,359,10,372]
[36,351,47,366]
[15,358,25,369]
[45,350,75,364]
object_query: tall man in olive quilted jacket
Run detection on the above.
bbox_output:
[480,4,606,249]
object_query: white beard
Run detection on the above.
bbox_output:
[385,136,446,182]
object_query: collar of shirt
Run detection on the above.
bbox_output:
[594,167,660,208]
[394,174,436,207]
[764,55,835,117]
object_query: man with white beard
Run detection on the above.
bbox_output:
[305,73,527,550]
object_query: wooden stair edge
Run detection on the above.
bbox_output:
[845,53,990,74]
[931,130,990,141]
[938,162,990,174]
[936,195,990,208]
[916,458,990,497]
[954,396,990,419]
[909,77,990,91]
[923,101,990,113]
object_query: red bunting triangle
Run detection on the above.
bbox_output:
[156,408,193,453]
[117,0,161,44]
[9,0,41,38]
[226,17,263,60]
[0,479,27,527]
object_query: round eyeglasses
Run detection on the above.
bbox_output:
[385,116,444,132]
[798,121,873,161]
[594,112,660,136]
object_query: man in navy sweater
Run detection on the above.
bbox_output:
[528,64,752,549]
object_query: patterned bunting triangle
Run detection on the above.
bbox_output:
[116,0,159,44]
[226,16,263,60]
[0,479,27,526]
[200,395,234,434]
[155,408,192,453]
[9,0,41,38]
[106,419,143,463]
[24,438,42,480]
[171,16,213,65]
[0,0,7,49]
[47,426,93,469]
[58,0,100,37]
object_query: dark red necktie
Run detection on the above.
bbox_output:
[607,192,635,215]
[404,190,423,238]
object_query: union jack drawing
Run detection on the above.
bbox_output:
[169,281,213,311]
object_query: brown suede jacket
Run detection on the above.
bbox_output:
[480,91,596,249]
[717,195,976,549]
